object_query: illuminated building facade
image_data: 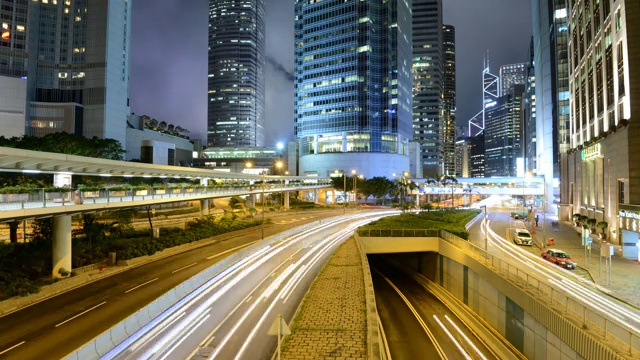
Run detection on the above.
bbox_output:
[413,0,444,176]
[524,38,537,174]
[442,24,456,176]
[294,0,413,178]
[500,63,527,97]
[483,85,524,177]
[208,0,265,148]
[0,0,132,145]
[563,0,640,257]
[532,0,570,215]
[469,52,499,137]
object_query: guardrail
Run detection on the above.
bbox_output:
[356,229,440,238]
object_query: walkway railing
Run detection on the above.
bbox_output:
[0,183,328,212]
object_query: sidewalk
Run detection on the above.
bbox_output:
[532,214,640,308]
[280,238,368,360]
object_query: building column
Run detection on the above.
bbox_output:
[314,189,319,204]
[52,215,72,278]
[284,191,290,210]
[200,199,210,218]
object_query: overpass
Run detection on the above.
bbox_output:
[410,176,545,196]
[0,146,333,277]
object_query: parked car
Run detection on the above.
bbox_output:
[512,228,532,246]
[541,249,577,269]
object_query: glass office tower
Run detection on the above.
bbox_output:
[294,0,413,178]
[442,24,456,176]
[413,0,443,176]
[208,0,265,148]
[0,0,132,145]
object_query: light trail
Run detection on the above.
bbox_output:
[104,211,399,359]
[484,219,640,333]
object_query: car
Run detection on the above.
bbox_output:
[541,249,578,269]
[512,228,532,245]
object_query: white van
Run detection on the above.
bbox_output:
[512,228,532,246]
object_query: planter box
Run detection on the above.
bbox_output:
[171,189,182,194]
[185,188,194,193]
[1,193,29,202]
[135,189,148,196]
[155,189,166,195]
[109,190,126,197]
[46,192,69,202]
[82,191,100,198]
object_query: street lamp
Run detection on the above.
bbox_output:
[480,205,488,258]
[261,170,266,240]
[246,162,265,240]
[334,170,346,214]
[351,170,357,207]
[275,161,284,210]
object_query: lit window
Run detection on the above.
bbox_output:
[16,25,25,32]
[58,72,68,79]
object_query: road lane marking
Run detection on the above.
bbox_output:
[205,241,258,260]
[55,301,107,327]
[0,341,25,356]
[125,278,159,293]
[171,262,197,273]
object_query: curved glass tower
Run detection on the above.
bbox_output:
[294,0,413,178]
[208,0,265,147]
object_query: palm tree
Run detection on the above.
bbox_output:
[440,175,458,208]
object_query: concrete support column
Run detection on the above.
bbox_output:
[284,191,290,210]
[52,215,72,278]
[250,194,256,208]
[200,199,210,218]
[314,189,319,204]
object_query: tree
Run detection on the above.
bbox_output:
[149,118,159,130]
[228,196,244,210]
[167,124,175,135]
[362,177,394,205]
[158,121,167,132]
[440,175,458,207]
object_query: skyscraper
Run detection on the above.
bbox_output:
[0,0,132,145]
[484,85,524,177]
[208,0,265,148]
[469,53,499,137]
[562,0,639,255]
[413,0,444,176]
[500,63,527,96]
[293,0,413,178]
[442,24,456,176]
[532,0,570,212]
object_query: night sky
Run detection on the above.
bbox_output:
[130,0,532,145]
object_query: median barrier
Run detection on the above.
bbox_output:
[67,219,327,359]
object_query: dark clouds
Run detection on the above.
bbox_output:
[130,0,531,144]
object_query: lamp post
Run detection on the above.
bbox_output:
[351,170,359,207]
[480,205,488,258]
[261,170,266,240]
[276,161,284,211]
[246,162,265,240]
[335,170,346,214]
